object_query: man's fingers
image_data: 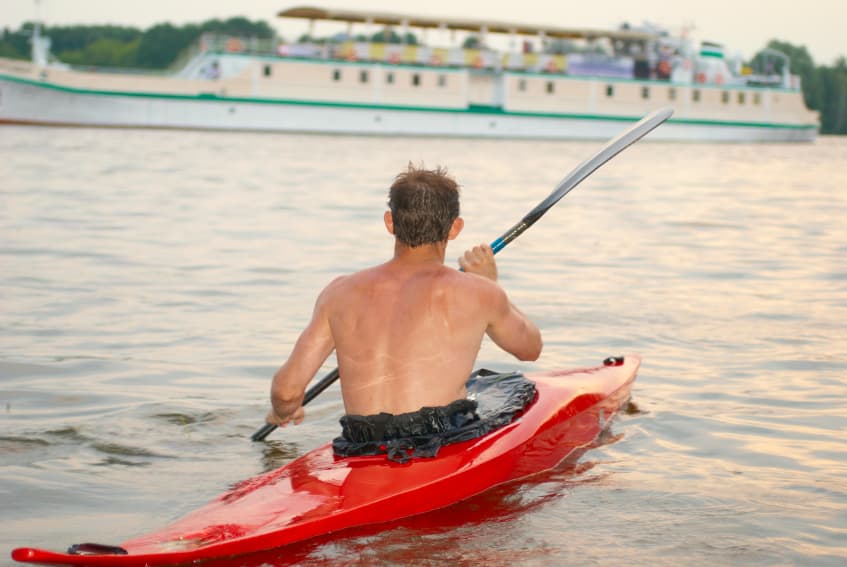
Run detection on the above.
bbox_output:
[461,244,488,266]
[459,243,498,282]
[265,407,305,428]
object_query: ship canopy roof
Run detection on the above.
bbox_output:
[278,6,657,42]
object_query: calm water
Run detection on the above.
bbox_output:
[1,125,845,566]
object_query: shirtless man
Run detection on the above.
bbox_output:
[264,164,542,433]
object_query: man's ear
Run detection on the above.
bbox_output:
[447,217,464,240]
[384,211,394,235]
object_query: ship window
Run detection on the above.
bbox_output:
[753,92,761,105]
[386,72,395,85]
[332,69,342,81]
[668,87,677,100]
[738,92,746,105]
[606,84,614,97]
[721,91,730,104]
[642,86,650,99]
[263,64,272,77]
[692,89,701,102]
[438,74,447,87]
[518,79,527,92]
[412,73,421,86]
[546,81,554,94]
[360,70,369,83]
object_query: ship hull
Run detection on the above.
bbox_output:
[0,73,818,142]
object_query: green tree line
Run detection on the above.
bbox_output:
[0,18,274,68]
[0,20,844,133]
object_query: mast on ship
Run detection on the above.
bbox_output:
[31,0,51,68]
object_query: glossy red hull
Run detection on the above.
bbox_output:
[12,355,640,566]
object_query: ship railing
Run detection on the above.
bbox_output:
[275,40,580,74]
[191,33,805,90]
[192,32,650,79]
[737,69,801,90]
[173,33,282,76]
[197,33,280,57]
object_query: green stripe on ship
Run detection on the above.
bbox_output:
[0,73,818,131]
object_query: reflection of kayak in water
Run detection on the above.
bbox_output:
[12,355,640,567]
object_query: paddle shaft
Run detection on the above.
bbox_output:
[490,106,674,253]
[251,107,673,442]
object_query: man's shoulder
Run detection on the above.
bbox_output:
[321,265,382,295]
[440,268,506,306]
[452,268,502,290]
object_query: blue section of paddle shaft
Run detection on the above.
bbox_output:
[490,237,506,254]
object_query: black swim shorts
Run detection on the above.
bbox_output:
[332,370,536,463]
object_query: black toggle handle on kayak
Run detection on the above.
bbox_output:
[603,356,625,367]
[67,543,128,556]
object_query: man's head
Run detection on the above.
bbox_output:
[386,164,462,248]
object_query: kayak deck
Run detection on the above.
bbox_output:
[12,354,640,566]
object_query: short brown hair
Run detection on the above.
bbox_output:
[388,164,460,247]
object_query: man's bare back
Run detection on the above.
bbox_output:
[264,165,542,428]
[327,249,538,415]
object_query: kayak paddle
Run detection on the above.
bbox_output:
[251,106,673,442]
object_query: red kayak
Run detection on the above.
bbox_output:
[12,354,640,566]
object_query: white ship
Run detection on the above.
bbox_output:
[0,6,819,141]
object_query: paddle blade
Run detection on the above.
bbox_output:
[528,107,673,224]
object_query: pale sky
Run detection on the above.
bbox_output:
[4,0,845,65]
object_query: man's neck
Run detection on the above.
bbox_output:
[391,240,448,266]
